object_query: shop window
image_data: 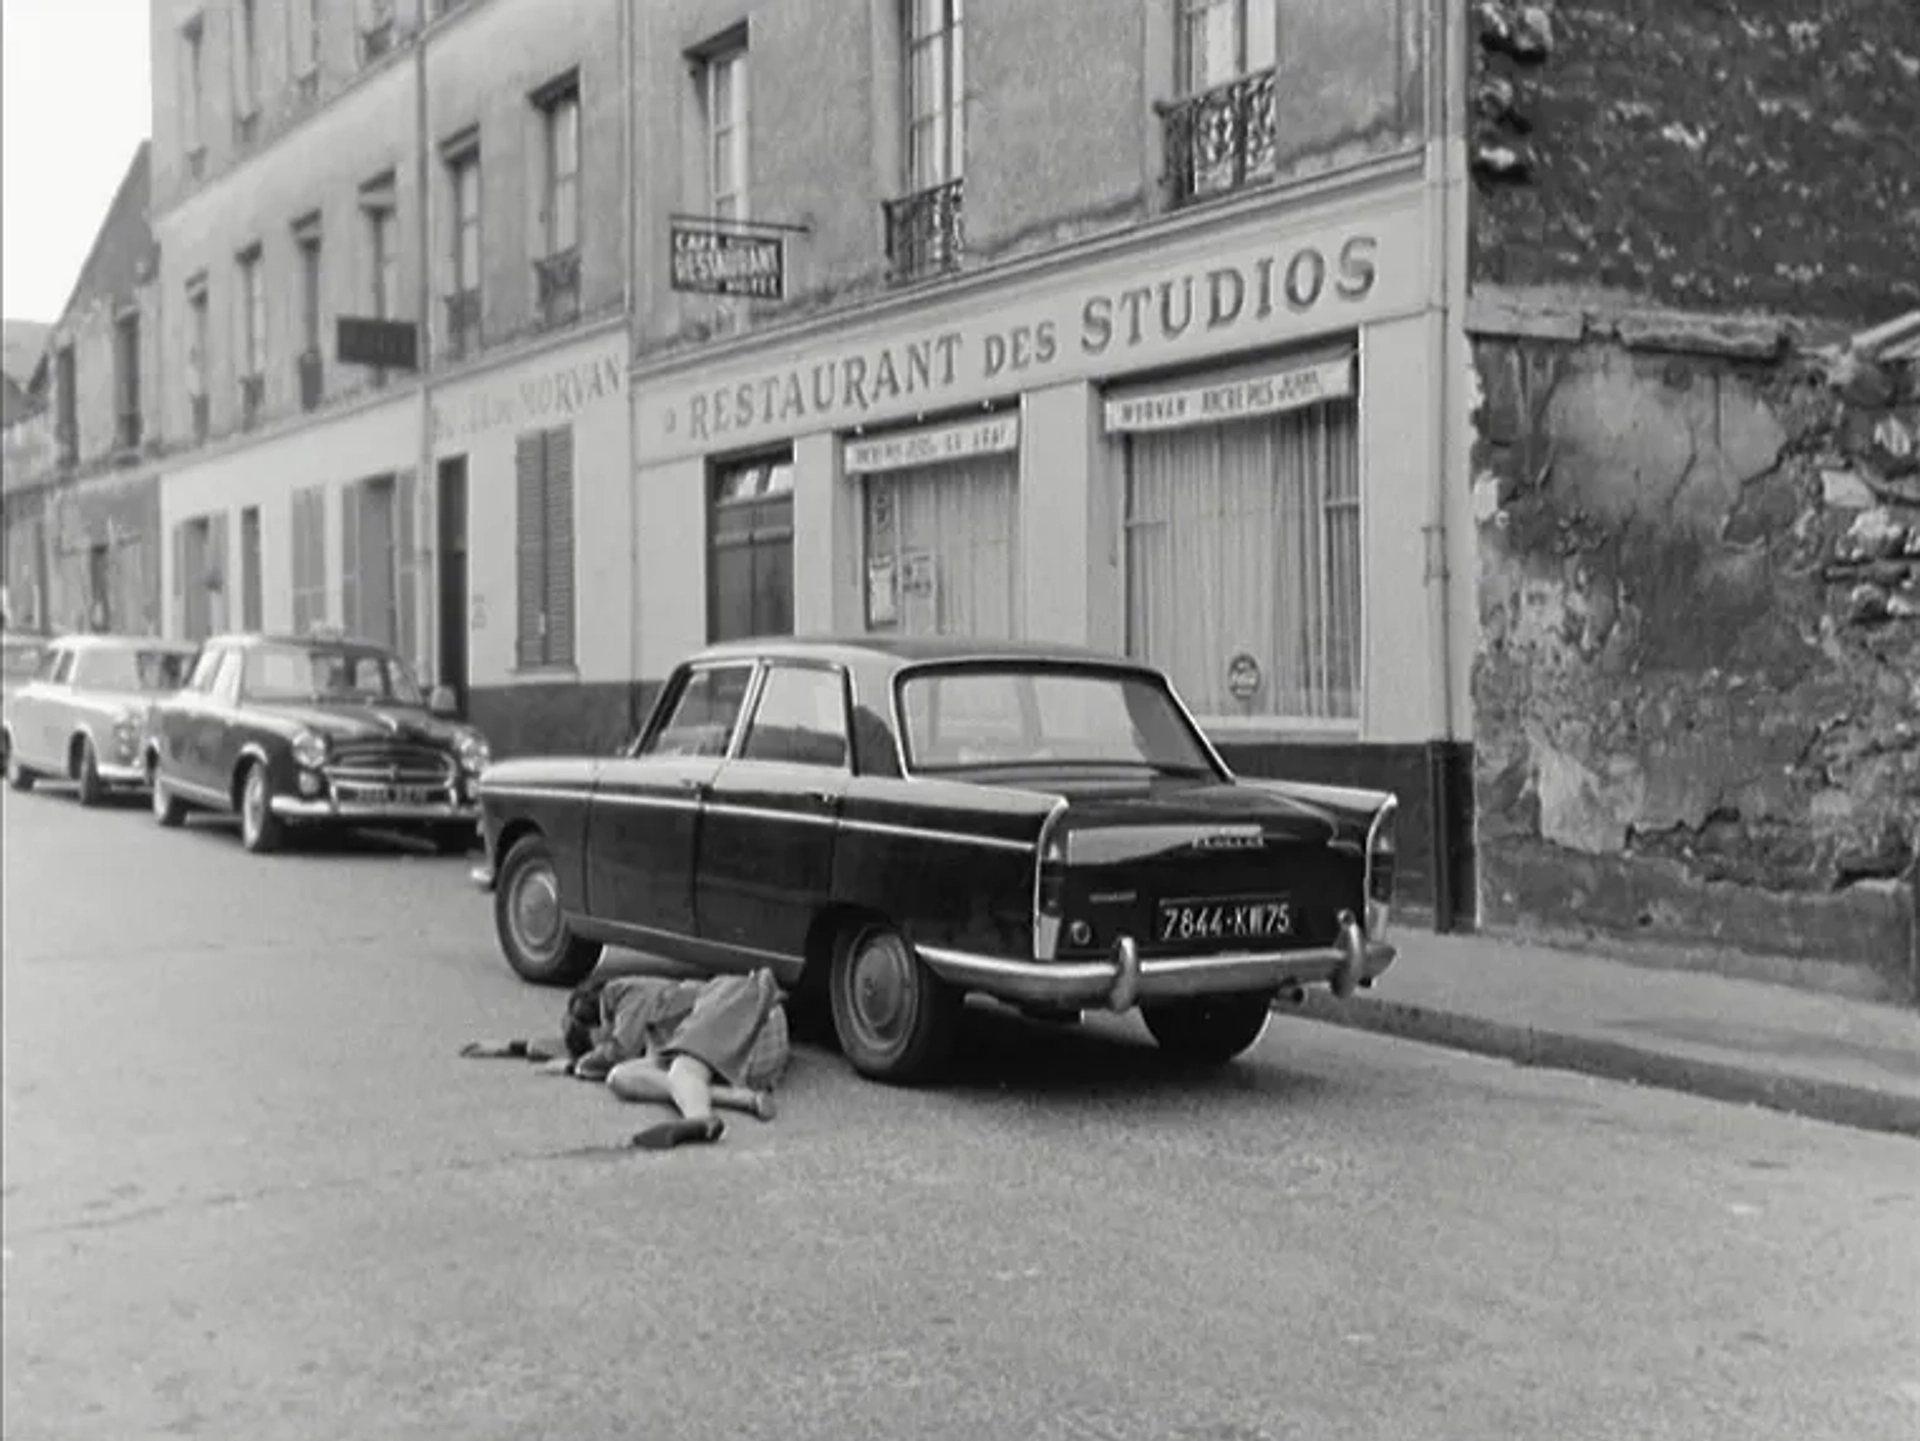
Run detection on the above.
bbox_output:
[1122,396,1361,722]
[708,454,793,643]
[515,427,575,668]
[861,443,1019,639]
[290,485,328,632]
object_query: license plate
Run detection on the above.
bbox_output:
[348,784,434,805]
[1155,896,1294,944]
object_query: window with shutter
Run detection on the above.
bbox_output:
[340,482,363,638]
[542,427,575,667]
[395,468,418,670]
[515,431,545,668]
[513,426,577,669]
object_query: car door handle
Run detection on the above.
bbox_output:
[804,789,836,806]
[675,776,705,793]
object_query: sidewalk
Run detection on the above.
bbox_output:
[1291,930,1920,1138]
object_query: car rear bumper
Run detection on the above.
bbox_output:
[916,917,1395,1013]
[270,796,481,825]
[471,861,495,892]
[96,760,148,786]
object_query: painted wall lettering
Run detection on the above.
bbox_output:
[643,200,1424,462]
[434,349,626,446]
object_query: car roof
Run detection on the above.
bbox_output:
[690,634,1151,671]
[203,630,394,651]
[42,632,197,652]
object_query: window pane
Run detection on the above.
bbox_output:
[741,666,849,767]
[648,665,754,756]
[899,668,1212,772]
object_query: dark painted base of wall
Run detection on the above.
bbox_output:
[468,679,666,761]
[1481,839,1918,1007]
[1213,738,1478,932]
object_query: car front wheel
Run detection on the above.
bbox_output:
[494,832,602,987]
[5,746,34,793]
[239,763,285,854]
[828,921,962,1086]
[1141,991,1275,1068]
[150,761,188,827]
[75,738,105,807]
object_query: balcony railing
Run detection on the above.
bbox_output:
[535,248,582,329]
[296,70,319,105]
[444,289,482,362]
[190,394,209,442]
[234,110,259,146]
[186,145,207,181]
[359,21,395,65]
[239,374,265,430]
[884,178,964,284]
[1159,66,1281,208]
[116,410,142,454]
[55,421,77,469]
[297,348,324,412]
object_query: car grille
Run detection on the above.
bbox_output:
[325,742,456,787]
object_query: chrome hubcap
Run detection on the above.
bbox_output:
[151,776,167,815]
[511,866,562,956]
[243,773,266,840]
[847,931,917,1051]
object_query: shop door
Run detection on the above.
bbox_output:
[708,454,795,643]
[437,456,469,714]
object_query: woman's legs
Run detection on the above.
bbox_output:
[605,1054,775,1121]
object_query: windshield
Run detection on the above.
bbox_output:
[70,647,193,693]
[240,643,425,706]
[2,641,46,679]
[897,665,1218,776]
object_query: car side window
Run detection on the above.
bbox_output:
[739,665,850,769]
[184,647,224,694]
[45,648,75,685]
[210,650,244,704]
[641,665,755,758]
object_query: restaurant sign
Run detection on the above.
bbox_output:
[670,221,785,301]
[1103,355,1354,433]
[637,196,1424,464]
[844,413,1020,474]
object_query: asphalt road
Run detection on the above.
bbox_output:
[4,783,1918,1441]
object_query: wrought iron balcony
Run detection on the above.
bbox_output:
[190,394,209,442]
[116,410,142,454]
[1159,66,1281,208]
[444,289,482,362]
[239,373,265,430]
[186,146,206,181]
[883,177,964,284]
[234,111,259,147]
[359,21,395,65]
[535,248,582,328]
[55,421,77,469]
[296,70,319,105]
[297,348,324,412]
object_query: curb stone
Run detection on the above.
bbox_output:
[1278,992,1920,1140]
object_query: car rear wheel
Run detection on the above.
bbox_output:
[239,763,284,854]
[6,746,34,793]
[1142,991,1275,1068]
[75,738,105,807]
[494,832,602,987]
[828,921,961,1086]
[151,766,188,827]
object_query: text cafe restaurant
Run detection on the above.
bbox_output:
[634,176,1476,925]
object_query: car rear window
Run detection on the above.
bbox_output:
[897,666,1215,775]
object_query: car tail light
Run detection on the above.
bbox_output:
[1032,802,1069,959]
[1364,799,1397,940]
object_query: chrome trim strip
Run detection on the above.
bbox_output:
[592,916,800,968]
[478,783,593,804]
[591,790,702,814]
[271,798,481,822]
[1031,795,1070,961]
[168,777,231,806]
[839,815,1035,853]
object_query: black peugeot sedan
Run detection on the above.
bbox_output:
[145,629,492,856]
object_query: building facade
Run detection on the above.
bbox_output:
[2,146,165,639]
[147,0,635,738]
[600,0,1475,924]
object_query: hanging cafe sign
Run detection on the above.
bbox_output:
[669,213,809,302]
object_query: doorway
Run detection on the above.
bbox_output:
[437,456,469,715]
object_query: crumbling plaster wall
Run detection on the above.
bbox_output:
[1472,313,1919,985]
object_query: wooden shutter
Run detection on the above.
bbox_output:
[543,425,574,667]
[172,520,187,638]
[340,481,362,638]
[515,431,545,668]
[394,467,417,670]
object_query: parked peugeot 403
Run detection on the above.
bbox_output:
[144,629,492,855]
[3,633,197,804]
[473,637,1399,1086]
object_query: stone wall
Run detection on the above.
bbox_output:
[1471,302,1919,999]
[1470,0,1920,325]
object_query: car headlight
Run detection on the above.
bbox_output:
[456,730,491,774]
[112,709,142,756]
[292,730,329,770]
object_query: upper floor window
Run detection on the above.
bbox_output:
[533,73,582,327]
[114,310,141,451]
[180,16,206,162]
[704,46,748,221]
[905,0,964,191]
[293,214,324,410]
[443,137,482,359]
[289,0,320,88]
[53,344,76,464]
[886,0,964,282]
[186,275,211,440]
[237,245,266,426]
[359,0,396,64]
[1178,0,1276,93]
[360,172,400,319]
[1165,0,1281,206]
[232,0,261,127]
